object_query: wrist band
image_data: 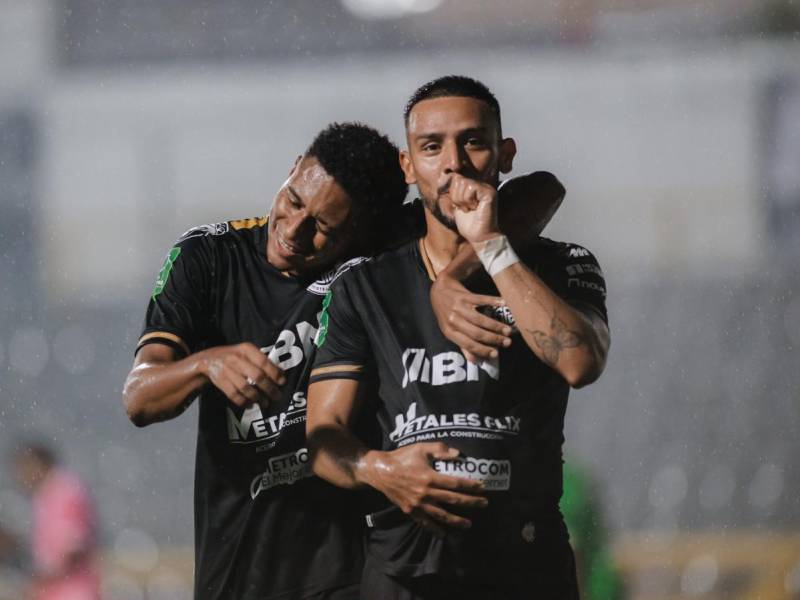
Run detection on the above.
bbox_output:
[474,235,520,277]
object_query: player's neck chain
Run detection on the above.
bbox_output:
[419,237,441,281]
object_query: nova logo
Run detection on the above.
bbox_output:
[567,278,606,298]
[401,348,499,388]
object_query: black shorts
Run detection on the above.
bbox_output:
[360,550,579,600]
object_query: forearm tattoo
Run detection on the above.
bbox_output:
[527,315,587,368]
[508,267,587,368]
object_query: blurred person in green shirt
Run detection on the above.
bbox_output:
[561,460,625,600]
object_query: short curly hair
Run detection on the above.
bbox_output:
[306,122,408,254]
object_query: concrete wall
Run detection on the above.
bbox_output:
[33,43,797,306]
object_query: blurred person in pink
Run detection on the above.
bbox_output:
[12,441,100,600]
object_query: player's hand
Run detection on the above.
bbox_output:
[430,271,512,363]
[363,443,488,534]
[199,343,285,407]
[450,174,501,245]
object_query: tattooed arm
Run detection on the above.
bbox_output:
[490,262,609,387]
[449,173,609,388]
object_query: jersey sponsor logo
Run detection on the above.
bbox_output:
[177,221,229,241]
[433,457,511,491]
[262,320,318,371]
[249,447,312,499]
[567,278,606,298]
[227,319,319,444]
[307,256,370,296]
[401,348,499,388]
[227,392,307,444]
[566,263,604,277]
[568,246,590,258]
[388,402,521,445]
[151,247,181,300]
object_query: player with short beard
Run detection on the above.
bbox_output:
[307,76,610,598]
[123,120,564,599]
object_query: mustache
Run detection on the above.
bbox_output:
[437,180,452,197]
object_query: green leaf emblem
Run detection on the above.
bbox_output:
[315,290,333,348]
[152,247,181,300]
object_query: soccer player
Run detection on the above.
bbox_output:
[122,121,564,599]
[307,76,610,598]
[123,123,409,599]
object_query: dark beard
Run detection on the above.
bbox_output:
[423,195,458,232]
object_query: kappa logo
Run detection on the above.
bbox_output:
[568,246,590,258]
[401,348,499,388]
[178,222,229,241]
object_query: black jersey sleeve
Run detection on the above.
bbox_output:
[309,274,371,384]
[136,232,214,357]
[549,243,608,323]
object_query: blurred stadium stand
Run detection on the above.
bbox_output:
[1,1,799,598]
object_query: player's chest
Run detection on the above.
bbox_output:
[212,273,324,371]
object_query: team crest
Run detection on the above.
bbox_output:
[178,222,229,241]
[306,256,371,296]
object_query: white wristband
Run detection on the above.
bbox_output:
[474,235,520,277]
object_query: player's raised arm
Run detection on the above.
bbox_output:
[430,171,566,362]
[450,173,609,388]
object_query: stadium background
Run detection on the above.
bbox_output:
[0,0,798,598]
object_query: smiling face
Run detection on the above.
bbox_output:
[400,95,516,229]
[266,156,355,276]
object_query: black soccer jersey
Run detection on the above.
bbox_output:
[137,217,371,600]
[310,237,607,590]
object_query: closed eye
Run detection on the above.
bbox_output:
[286,187,303,209]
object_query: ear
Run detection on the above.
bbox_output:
[399,150,417,185]
[498,138,517,174]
